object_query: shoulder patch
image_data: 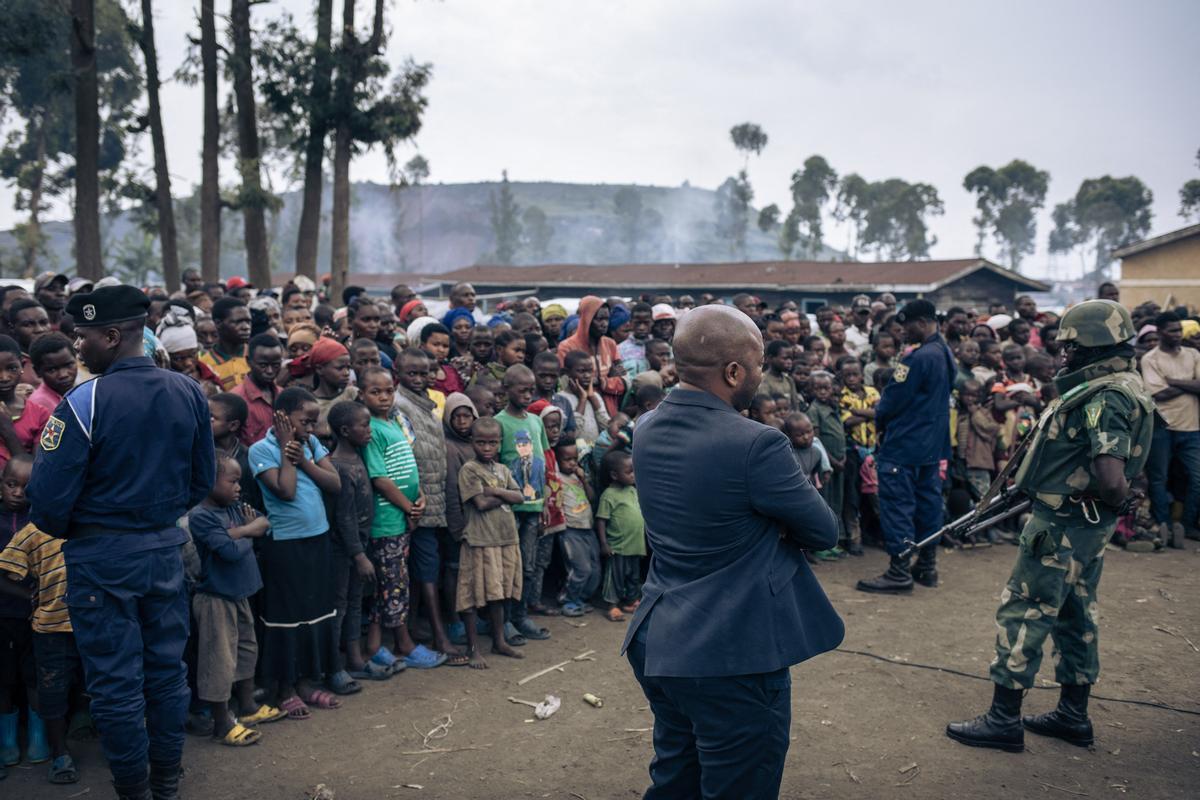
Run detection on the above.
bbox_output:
[40,415,65,451]
[893,364,909,383]
[1084,401,1102,429]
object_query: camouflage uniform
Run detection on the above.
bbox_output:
[990,302,1154,690]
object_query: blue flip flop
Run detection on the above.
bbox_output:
[370,646,407,674]
[404,644,448,669]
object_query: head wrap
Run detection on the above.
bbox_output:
[406,315,439,346]
[1182,319,1200,340]
[158,323,198,354]
[542,303,568,322]
[292,275,316,293]
[399,299,425,324]
[333,307,349,323]
[442,307,476,331]
[248,295,280,315]
[487,312,512,328]
[288,336,349,378]
[538,403,563,423]
[562,314,580,339]
[142,327,168,367]
[608,304,631,334]
[1137,324,1157,341]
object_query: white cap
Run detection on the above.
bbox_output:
[986,313,1013,331]
[652,303,676,321]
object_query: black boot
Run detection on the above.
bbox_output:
[946,684,1025,752]
[855,554,914,593]
[149,761,182,800]
[114,779,153,800]
[912,545,938,587]
[1023,684,1094,747]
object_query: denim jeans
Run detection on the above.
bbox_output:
[1146,426,1200,529]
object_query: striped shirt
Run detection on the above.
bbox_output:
[363,415,421,538]
[0,524,71,633]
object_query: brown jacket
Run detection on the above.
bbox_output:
[956,406,1001,471]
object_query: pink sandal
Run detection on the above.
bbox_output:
[298,688,341,709]
[279,696,311,720]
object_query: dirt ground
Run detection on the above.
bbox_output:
[5,542,1198,800]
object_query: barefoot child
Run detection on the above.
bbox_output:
[596,450,646,622]
[358,368,445,671]
[456,417,527,668]
[324,402,383,685]
[188,457,284,746]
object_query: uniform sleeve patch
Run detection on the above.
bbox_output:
[1084,401,1102,429]
[893,364,909,383]
[41,416,65,451]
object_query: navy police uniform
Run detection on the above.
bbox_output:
[873,306,956,559]
[27,286,215,793]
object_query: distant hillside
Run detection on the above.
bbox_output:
[0,180,842,280]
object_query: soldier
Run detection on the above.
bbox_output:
[27,285,215,800]
[946,299,1153,752]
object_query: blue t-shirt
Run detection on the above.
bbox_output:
[249,429,330,541]
[187,502,263,600]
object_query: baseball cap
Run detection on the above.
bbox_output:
[34,271,69,293]
[985,313,1013,332]
[67,276,94,295]
[652,303,676,321]
[896,299,937,323]
[226,276,250,290]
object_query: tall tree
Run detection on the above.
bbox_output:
[729,123,768,169]
[833,173,871,259]
[1049,175,1153,277]
[788,155,838,257]
[327,0,430,301]
[199,0,219,282]
[71,0,102,279]
[756,203,780,234]
[133,0,179,290]
[860,178,943,260]
[404,154,429,267]
[521,205,553,263]
[488,170,521,265]
[1180,148,1200,222]
[962,159,1050,270]
[229,0,272,287]
[292,0,334,281]
[718,123,767,258]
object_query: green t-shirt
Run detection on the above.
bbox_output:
[495,409,549,513]
[596,485,646,556]
[363,415,421,538]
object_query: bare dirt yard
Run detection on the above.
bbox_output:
[5,542,1198,799]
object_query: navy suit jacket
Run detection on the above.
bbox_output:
[621,388,844,677]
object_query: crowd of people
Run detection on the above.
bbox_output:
[0,267,1197,785]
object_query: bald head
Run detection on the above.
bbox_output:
[674,305,764,410]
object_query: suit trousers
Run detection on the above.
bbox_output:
[627,630,792,800]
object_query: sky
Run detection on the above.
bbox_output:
[3,0,1198,279]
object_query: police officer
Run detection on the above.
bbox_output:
[27,285,215,800]
[857,298,956,593]
[946,300,1152,752]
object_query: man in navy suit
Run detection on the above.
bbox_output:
[621,305,844,800]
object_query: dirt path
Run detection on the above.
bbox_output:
[5,543,1198,799]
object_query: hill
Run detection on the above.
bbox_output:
[0,180,842,281]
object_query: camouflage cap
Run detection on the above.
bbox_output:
[1056,299,1135,347]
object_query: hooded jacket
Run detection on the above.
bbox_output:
[393,384,448,528]
[442,392,477,541]
[556,295,628,417]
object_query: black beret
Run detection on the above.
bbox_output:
[896,298,937,323]
[66,284,151,327]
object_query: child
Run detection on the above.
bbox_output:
[210,393,264,512]
[325,401,384,683]
[442,393,478,645]
[358,367,445,670]
[189,457,284,746]
[533,351,575,439]
[557,350,610,445]
[596,450,645,622]
[955,338,980,390]
[456,417,527,668]
[555,441,599,617]
[807,372,846,560]
[0,456,77,783]
[864,331,897,388]
[0,336,28,470]
[974,339,1002,384]
[759,340,802,413]
[350,338,383,377]
[419,322,466,396]
[955,381,1001,536]
[465,384,496,418]
[839,360,879,557]
[249,387,344,718]
[494,365,551,642]
[632,384,665,419]
[528,402,567,610]
[474,330,525,385]
[15,333,76,451]
[749,394,781,429]
[785,412,830,491]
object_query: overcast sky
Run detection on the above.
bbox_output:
[3,0,1197,278]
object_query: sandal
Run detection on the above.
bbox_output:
[441,651,471,667]
[48,754,79,784]
[239,704,287,726]
[514,617,552,640]
[403,644,448,670]
[217,723,262,747]
[528,603,561,617]
[298,688,342,709]
[503,621,527,646]
[371,646,407,675]
[349,661,393,681]
[605,607,626,622]
[279,696,311,720]
[561,602,585,618]
[327,670,363,696]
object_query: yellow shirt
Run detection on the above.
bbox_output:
[840,386,880,448]
[0,524,71,633]
[200,346,250,392]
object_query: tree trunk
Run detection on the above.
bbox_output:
[230,0,272,288]
[71,0,102,280]
[293,0,334,281]
[137,0,180,291]
[21,117,47,278]
[199,0,220,283]
[329,0,357,305]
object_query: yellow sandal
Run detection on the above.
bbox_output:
[239,704,287,726]
[218,723,261,747]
